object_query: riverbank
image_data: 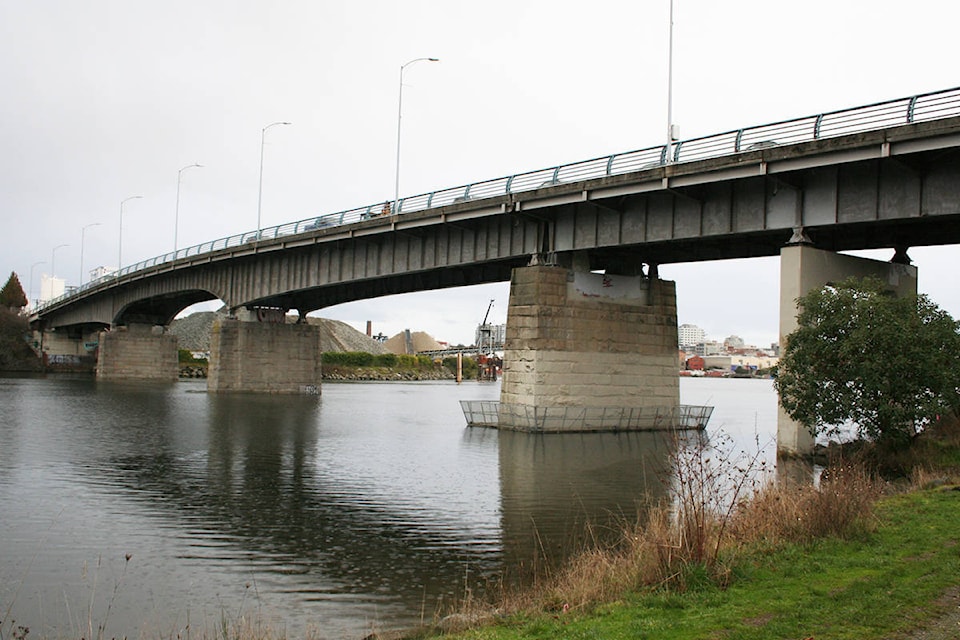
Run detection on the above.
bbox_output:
[417,486,959,640]
[396,421,960,640]
[178,351,471,381]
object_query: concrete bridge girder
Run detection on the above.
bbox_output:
[32,117,960,333]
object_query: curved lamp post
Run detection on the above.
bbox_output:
[29,260,45,309]
[51,244,69,279]
[80,222,102,286]
[393,57,439,214]
[257,122,291,240]
[175,163,203,254]
[118,195,143,274]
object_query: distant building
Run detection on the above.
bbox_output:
[696,340,724,356]
[39,275,65,303]
[678,324,705,348]
[475,323,505,349]
[89,266,117,281]
[724,335,745,349]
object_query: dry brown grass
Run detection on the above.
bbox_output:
[731,464,883,545]
[467,454,885,621]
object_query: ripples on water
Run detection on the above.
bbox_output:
[0,375,778,638]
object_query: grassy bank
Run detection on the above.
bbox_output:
[411,422,960,640]
[435,486,959,639]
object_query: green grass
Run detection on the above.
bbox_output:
[449,488,960,640]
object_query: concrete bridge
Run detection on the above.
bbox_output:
[32,88,960,454]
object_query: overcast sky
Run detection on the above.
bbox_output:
[2,0,957,347]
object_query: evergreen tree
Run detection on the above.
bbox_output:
[0,272,28,309]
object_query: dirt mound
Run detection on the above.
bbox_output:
[170,312,388,354]
[383,330,443,355]
[307,317,389,354]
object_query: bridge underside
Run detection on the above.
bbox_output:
[27,118,960,443]
[34,118,960,331]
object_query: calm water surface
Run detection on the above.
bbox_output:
[0,375,778,638]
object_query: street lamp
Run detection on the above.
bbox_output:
[51,243,69,291]
[256,121,291,240]
[118,195,143,274]
[50,244,70,297]
[175,163,203,254]
[394,57,439,214]
[665,0,677,163]
[29,260,45,308]
[80,222,102,286]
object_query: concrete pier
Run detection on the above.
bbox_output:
[208,316,322,394]
[96,324,178,381]
[498,265,679,431]
[777,243,918,455]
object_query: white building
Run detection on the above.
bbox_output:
[89,266,117,281]
[39,274,65,303]
[678,324,705,348]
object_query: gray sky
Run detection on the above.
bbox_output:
[2,0,957,347]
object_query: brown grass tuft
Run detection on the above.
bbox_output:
[732,464,883,545]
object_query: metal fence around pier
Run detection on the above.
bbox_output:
[459,401,713,432]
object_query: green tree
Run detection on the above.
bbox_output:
[0,272,28,309]
[775,277,960,446]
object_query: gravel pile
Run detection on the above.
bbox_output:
[169,311,218,351]
[383,330,444,354]
[169,312,389,354]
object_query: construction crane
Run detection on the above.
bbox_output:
[477,299,500,381]
[481,299,494,325]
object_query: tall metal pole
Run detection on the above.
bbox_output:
[394,57,439,215]
[257,122,290,240]
[29,260,45,309]
[51,243,69,281]
[118,195,143,274]
[665,0,675,163]
[175,163,202,254]
[80,222,102,286]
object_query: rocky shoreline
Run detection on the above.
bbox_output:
[179,365,456,381]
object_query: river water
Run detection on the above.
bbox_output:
[0,375,778,639]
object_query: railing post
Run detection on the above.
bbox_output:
[907,95,919,123]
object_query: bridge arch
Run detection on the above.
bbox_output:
[115,289,220,327]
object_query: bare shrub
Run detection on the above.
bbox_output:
[448,434,886,631]
[733,464,882,545]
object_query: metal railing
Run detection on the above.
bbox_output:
[35,86,960,314]
[460,400,714,431]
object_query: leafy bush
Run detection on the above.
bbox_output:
[776,276,960,446]
[442,355,478,378]
[322,352,439,371]
[178,349,207,365]
[322,351,374,367]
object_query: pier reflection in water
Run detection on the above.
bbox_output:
[0,376,777,639]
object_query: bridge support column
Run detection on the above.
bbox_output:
[498,265,679,432]
[777,243,917,456]
[39,326,100,372]
[96,324,178,381]
[208,316,322,394]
